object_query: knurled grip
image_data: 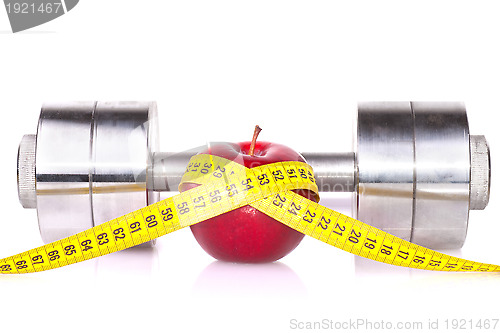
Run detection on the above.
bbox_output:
[17,134,37,209]
[470,135,490,210]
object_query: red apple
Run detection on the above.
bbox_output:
[180,126,318,263]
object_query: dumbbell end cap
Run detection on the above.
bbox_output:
[17,134,37,209]
[470,135,490,210]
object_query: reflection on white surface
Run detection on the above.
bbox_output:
[95,245,159,277]
[354,255,412,277]
[352,248,500,282]
[188,193,353,300]
[192,260,307,299]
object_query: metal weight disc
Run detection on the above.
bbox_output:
[356,102,471,249]
[34,102,159,244]
[91,102,159,230]
[411,102,470,249]
[355,102,415,242]
[35,102,96,243]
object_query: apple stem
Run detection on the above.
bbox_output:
[248,125,262,156]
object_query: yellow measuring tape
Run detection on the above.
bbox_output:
[1,154,498,274]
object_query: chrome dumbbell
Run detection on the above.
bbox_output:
[17,101,490,249]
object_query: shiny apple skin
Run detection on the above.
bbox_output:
[180,141,318,263]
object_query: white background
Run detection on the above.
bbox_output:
[1,1,500,332]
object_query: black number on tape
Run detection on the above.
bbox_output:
[380,245,393,256]
[303,209,316,223]
[64,245,76,256]
[213,165,225,178]
[194,196,206,209]
[272,194,286,208]
[97,233,109,245]
[32,255,44,264]
[191,163,200,172]
[81,239,93,251]
[413,255,425,264]
[0,264,11,272]
[272,170,284,181]
[332,223,346,236]
[287,169,297,178]
[226,184,238,197]
[364,238,377,250]
[429,260,441,267]
[318,216,331,230]
[348,230,361,244]
[210,190,222,203]
[200,163,212,174]
[241,178,254,191]
[398,251,409,260]
[130,222,142,233]
[288,202,301,215]
[161,208,173,221]
[113,228,126,240]
[16,260,28,269]
[177,202,190,215]
[257,174,270,185]
[146,215,158,227]
[48,250,60,261]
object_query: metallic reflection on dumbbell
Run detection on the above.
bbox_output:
[358,102,489,249]
[17,101,490,250]
[17,102,159,244]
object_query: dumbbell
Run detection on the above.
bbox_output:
[17,101,490,249]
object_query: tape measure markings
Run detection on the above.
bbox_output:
[247,187,498,272]
[1,154,499,274]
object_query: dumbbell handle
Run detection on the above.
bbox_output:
[150,151,356,193]
[20,141,488,209]
[150,140,489,211]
